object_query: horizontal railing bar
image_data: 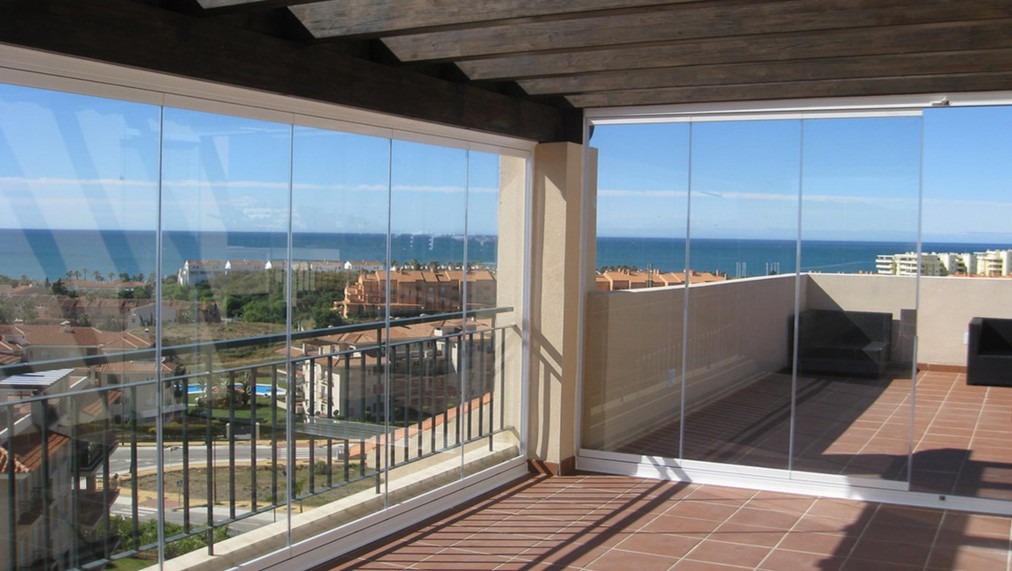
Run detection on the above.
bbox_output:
[0,307,512,377]
[297,419,387,440]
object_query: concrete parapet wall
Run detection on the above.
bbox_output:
[808,273,1012,367]
[582,274,798,451]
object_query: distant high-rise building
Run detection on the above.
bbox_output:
[876,250,1010,276]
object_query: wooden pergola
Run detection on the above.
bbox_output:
[2,0,1011,142]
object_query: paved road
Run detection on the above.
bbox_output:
[108,441,347,474]
[110,497,284,535]
[109,440,354,537]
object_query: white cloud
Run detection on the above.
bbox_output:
[600,187,915,205]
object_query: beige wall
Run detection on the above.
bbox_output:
[806,273,916,317]
[583,286,684,450]
[806,273,918,364]
[581,273,1012,453]
[583,275,798,451]
[918,276,1012,366]
[805,273,1012,367]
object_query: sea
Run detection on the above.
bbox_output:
[0,228,1007,282]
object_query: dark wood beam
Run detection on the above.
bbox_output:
[194,0,321,15]
[460,19,1012,81]
[383,0,1012,62]
[566,72,1012,108]
[0,0,581,143]
[292,0,700,39]
[520,49,1012,96]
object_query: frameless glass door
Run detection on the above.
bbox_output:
[682,119,801,469]
[793,115,921,485]
[916,106,1012,502]
[582,123,689,457]
[160,108,293,552]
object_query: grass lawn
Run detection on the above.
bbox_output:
[132,463,375,508]
[106,558,153,571]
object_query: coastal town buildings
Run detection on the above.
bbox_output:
[976,249,1012,277]
[296,319,493,422]
[178,259,351,294]
[0,369,119,571]
[176,260,226,286]
[0,324,151,363]
[340,269,497,318]
[876,249,1012,277]
[595,268,726,291]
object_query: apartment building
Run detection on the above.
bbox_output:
[340,269,497,318]
[0,369,118,571]
[976,250,1012,277]
[176,260,226,286]
[595,269,726,291]
[877,250,1008,277]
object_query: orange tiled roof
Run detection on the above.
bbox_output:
[13,325,150,348]
[0,431,71,474]
[0,353,23,365]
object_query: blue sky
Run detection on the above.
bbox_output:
[594,108,1012,244]
[0,84,501,237]
[2,82,1011,245]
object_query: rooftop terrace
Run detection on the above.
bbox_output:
[323,472,1012,571]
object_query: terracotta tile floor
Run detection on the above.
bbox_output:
[320,473,1012,571]
[319,370,1012,570]
[619,370,1012,499]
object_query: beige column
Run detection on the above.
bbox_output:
[496,155,527,450]
[526,142,595,475]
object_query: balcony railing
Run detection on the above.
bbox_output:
[1,307,517,570]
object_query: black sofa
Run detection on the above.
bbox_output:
[792,309,892,376]
[967,317,1012,387]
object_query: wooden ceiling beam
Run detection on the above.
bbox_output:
[566,72,1012,108]
[194,0,320,14]
[460,19,1012,81]
[383,0,1012,62]
[520,49,1012,96]
[0,0,581,142]
[291,0,700,40]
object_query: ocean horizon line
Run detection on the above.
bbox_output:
[3,228,1010,281]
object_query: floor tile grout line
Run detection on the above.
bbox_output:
[835,500,879,568]
[752,494,824,569]
[501,476,684,570]
[921,508,950,571]
[667,488,761,567]
[915,372,964,495]
[952,378,988,494]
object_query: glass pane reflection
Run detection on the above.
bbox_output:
[794,116,921,483]
[0,80,528,570]
[387,140,468,498]
[683,119,801,469]
[915,107,1012,500]
[160,108,293,556]
[0,84,161,566]
[583,123,689,457]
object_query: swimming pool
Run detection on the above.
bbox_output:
[187,384,287,397]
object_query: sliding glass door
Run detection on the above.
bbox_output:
[584,109,924,492]
[794,116,921,484]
